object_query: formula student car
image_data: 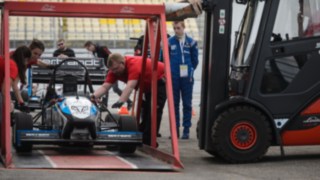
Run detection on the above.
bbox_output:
[12,58,142,153]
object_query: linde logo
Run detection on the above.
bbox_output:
[120,6,134,13]
[303,116,320,123]
[41,4,55,11]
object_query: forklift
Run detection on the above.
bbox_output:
[194,0,320,163]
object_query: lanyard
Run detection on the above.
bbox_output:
[180,40,185,64]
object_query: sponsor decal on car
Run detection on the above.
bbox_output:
[66,97,92,119]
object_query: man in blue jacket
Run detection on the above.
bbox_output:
[168,21,198,139]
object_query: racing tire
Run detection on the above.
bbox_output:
[104,113,125,152]
[13,112,33,153]
[62,122,74,139]
[211,106,271,163]
[105,113,121,123]
[118,115,138,154]
[21,90,29,102]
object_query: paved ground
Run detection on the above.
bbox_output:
[3,101,320,180]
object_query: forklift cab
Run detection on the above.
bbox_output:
[198,0,320,163]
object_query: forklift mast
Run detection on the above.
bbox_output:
[198,0,233,149]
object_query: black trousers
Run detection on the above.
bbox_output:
[140,79,167,145]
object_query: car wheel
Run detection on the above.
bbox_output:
[21,90,29,102]
[13,112,33,153]
[104,113,121,123]
[118,115,138,154]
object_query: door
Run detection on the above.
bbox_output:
[250,0,320,118]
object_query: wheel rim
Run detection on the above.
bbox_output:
[230,121,257,150]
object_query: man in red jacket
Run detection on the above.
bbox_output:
[92,53,167,145]
[84,41,133,109]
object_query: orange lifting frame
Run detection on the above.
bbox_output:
[0,1,181,168]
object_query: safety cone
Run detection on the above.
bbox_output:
[192,108,196,116]
[118,106,129,115]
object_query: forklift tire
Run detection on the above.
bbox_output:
[118,115,138,154]
[197,119,222,159]
[196,120,200,140]
[211,106,271,163]
[13,112,33,153]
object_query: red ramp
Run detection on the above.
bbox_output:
[11,146,178,170]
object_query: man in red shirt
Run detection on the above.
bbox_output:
[84,41,133,109]
[92,53,167,145]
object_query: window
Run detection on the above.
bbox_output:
[261,55,304,94]
[272,0,320,41]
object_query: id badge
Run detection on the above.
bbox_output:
[180,65,188,77]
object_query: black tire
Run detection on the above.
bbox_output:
[196,120,200,140]
[62,122,74,139]
[104,113,121,123]
[118,115,138,154]
[211,106,271,163]
[21,90,29,102]
[104,114,121,151]
[197,119,222,159]
[13,112,33,153]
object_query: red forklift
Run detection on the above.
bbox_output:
[197,0,320,163]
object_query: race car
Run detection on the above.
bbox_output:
[12,58,142,154]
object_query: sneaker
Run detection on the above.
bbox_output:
[181,133,189,139]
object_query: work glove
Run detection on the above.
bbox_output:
[18,102,30,113]
[111,101,124,109]
[90,94,97,104]
[127,101,133,111]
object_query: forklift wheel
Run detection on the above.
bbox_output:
[118,115,138,154]
[211,106,271,163]
[196,120,200,140]
[13,112,33,153]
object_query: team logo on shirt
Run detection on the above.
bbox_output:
[184,43,191,48]
[171,45,177,50]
